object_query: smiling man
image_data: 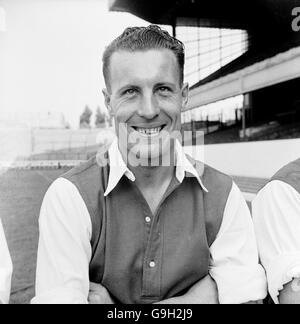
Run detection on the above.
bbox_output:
[32,25,266,304]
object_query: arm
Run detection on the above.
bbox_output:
[0,219,13,304]
[279,279,300,304]
[89,275,218,304]
[88,282,114,304]
[209,182,267,304]
[253,180,300,304]
[155,275,218,304]
[32,178,93,304]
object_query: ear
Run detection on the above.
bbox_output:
[181,82,189,110]
[102,88,113,117]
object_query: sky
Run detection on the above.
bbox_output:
[0,0,246,130]
[0,0,165,128]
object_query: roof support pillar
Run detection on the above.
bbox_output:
[172,18,177,37]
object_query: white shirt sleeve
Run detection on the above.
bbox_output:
[0,219,13,304]
[252,180,300,304]
[209,182,267,304]
[31,178,92,304]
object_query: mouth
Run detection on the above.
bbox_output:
[131,125,166,137]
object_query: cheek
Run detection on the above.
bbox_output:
[159,97,182,122]
[112,99,137,123]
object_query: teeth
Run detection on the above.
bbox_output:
[135,127,163,136]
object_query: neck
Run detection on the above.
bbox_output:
[118,139,178,190]
[130,164,175,191]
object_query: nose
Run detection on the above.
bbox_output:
[137,93,160,119]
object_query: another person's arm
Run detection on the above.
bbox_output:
[277,279,300,304]
[253,180,300,304]
[155,274,218,304]
[32,178,111,304]
[0,219,13,304]
[209,182,267,304]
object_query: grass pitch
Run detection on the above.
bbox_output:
[0,168,68,304]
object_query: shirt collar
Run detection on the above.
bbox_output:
[174,139,208,193]
[104,139,135,197]
[104,138,208,197]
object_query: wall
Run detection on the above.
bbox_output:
[0,127,116,162]
[0,127,32,161]
[185,138,300,178]
[32,129,101,154]
[2,125,300,179]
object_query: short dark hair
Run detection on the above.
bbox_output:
[102,25,185,90]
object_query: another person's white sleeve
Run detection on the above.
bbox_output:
[253,180,300,304]
[209,182,267,304]
[31,178,92,304]
[0,219,13,304]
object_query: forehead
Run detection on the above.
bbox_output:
[108,49,180,90]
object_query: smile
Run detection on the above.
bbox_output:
[132,125,166,137]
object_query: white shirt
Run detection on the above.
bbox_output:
[253,180,300,304]
[0,219,13,304]
[32,140,267,304]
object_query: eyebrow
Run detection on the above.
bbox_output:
[118,81,177,91]
[155,82,177,88]
[115,78,180,96]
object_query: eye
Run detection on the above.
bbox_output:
[123,88,137,96]
[157,86,172,94]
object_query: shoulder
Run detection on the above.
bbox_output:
[185,154,233,194]
[40,177,92,234]
[254,179,300,206]
[61,154,109,193]
[58,155,109,235]
[267,158,300,195]
[272,158,300,180]
[202,164,233,193]
[185,154,234,246]
[62,156,103,180]
[42,177,88,211]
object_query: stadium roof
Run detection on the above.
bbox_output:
[109,0,299,32]
[109,0,300,107]
[187,45,300,109]
[191,37,300,90]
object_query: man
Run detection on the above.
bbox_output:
[253,158,300,304]
[0,219,13,304]
[32,25,266,304]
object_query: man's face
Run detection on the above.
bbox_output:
[103,49,188,165]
